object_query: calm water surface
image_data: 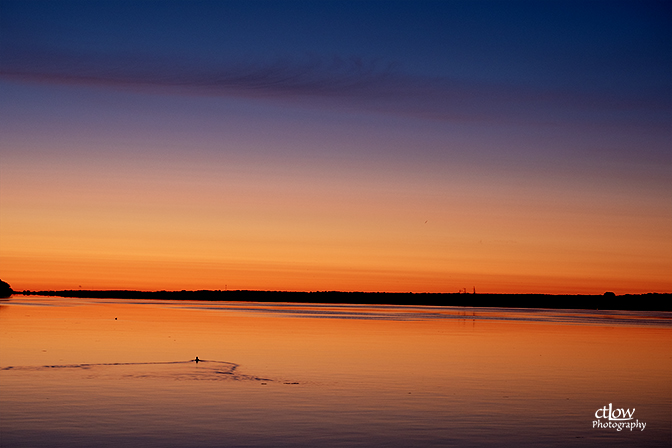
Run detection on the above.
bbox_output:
[1,296,670,447]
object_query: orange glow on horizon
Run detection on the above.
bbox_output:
[2,252,670,295]
[1,101,670,296]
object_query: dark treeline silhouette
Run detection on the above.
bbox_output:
[15,289,672,311]
[0,279,13,298]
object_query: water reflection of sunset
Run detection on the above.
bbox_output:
[3,298,669,392]
[2,297,670,447]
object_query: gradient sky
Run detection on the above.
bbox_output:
[1,1,670,294]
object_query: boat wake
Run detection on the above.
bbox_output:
[0,359,275,382]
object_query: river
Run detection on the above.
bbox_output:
[1,296,670,447]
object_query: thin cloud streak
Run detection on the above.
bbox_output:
[2,49,668,127]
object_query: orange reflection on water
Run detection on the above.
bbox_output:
[1,297,671,447]
[2,298,670,391]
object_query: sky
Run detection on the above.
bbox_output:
[1,0,670,294]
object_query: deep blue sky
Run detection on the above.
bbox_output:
[2,1,670,114]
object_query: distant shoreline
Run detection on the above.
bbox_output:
[13,290,672,312]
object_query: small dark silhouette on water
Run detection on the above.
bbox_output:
[0,280,13,298]
[194,357,200,363]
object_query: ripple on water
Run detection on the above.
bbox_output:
[0,360,275,382]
